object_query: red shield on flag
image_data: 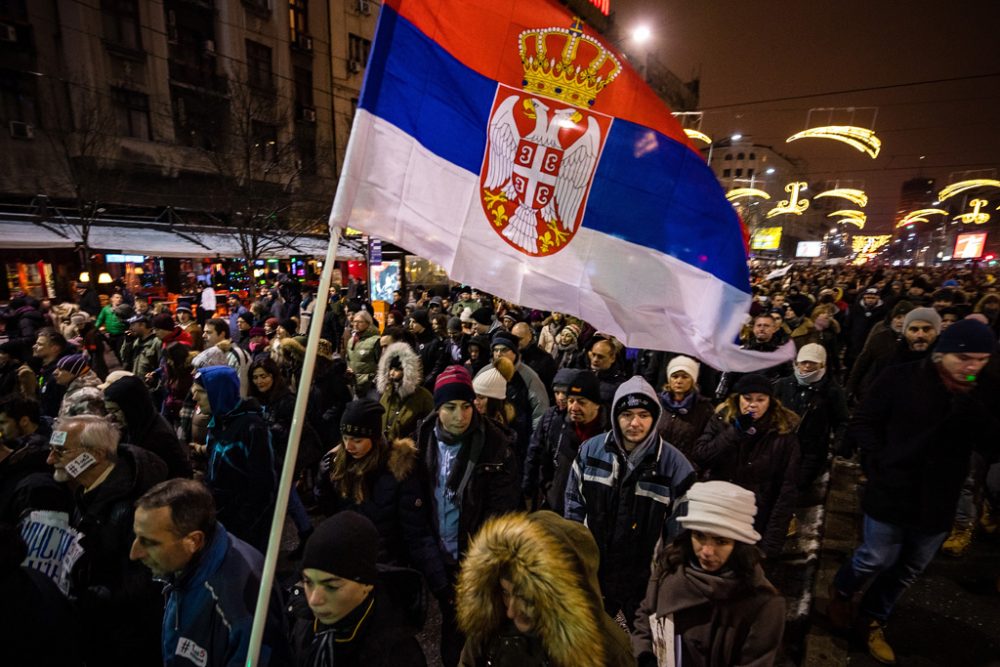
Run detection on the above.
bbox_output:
[480,84,611,257]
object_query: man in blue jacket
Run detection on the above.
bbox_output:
[565,375,696,627]
[131,478,291,666]
[191,365,276,551]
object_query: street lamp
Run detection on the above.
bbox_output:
[731,133,743,142]
[631,25,652,45]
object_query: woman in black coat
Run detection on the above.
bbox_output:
[656,355,715,463]
[315,399,449,598]
[691,373,801,558]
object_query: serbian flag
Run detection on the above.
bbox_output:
[330,0,786,371]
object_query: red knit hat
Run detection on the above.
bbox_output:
[434,365,476,407]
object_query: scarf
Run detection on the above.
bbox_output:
[794,366,826,385]
[659,390,697,415]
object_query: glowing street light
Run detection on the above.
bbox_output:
[730,133,743,142]
[631,25,652,45]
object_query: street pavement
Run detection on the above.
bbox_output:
[806,459,1000,666]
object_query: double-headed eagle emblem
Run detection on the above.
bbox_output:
[480,19,621,257]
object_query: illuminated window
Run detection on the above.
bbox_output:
[289,0,308,42]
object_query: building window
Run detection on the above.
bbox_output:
[736,152,744,160]
[293,66,314,110]
[246,40,274,91]
[349,33,371,67]
[722,169,731,177]
[251,120,278,162]
[747,168,754,177]
[0,68,38,124]
[101,0,142,51]
[724,153,732,161]
[749,152,756,160]
[289,0,308,42]
[734,168,743,177]
[112,87,150,139]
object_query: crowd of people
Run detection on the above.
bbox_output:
[0,263,998,666]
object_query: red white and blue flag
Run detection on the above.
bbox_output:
[330,0,782,371]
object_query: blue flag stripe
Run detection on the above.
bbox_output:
[361,4,750,293]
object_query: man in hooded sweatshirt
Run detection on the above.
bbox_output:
[190,365,277,551]
[564,376,696,626]
[103,375,193,479]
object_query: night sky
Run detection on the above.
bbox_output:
[613,0,1000,233]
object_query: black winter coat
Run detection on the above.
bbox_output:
[414,331,448,389]
[520,343,557,395]
[773,374,848,485]
[657,393,715,462]
[845,298,887,354]
[692,407,800,557]
[315,439,448,593]
[851,359,1000,532]
[70,444,168,667]
[0,564,83,667]
[413,411,522,561]
[0,440,72,524]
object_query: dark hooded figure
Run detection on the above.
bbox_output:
[191,365,277,551]
[103,375,193,479]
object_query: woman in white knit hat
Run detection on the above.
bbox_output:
[657,355,715,461]
[472,357,517,429]
[632,481,785,667]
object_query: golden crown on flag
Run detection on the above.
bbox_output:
[518,17,621,107]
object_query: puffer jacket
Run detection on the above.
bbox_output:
[377,342,435,441]
[70,444,168,667]
[691,401,800,557]
[315,438,449,593]
[199,365,277,551]
[456,511,633,667]
[564,377,696,620]
[346,327,382,395]
[633,554,785,667]
[160,524,291,667]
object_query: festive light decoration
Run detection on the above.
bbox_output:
[683,128,712,144]
[750,227,783,251]
[786,126,881,159]
[938,179,1000,202]
[725,188,771,201]
[896,208,948,228]
[852,235,891,254]
[766,182,810,218]
[814,188,868,207]
[954,199,991,225]
[827,209,867,228]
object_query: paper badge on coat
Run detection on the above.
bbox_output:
[479,19,620,257]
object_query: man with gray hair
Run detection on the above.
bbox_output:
[46,414,168,666]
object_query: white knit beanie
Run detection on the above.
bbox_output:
[473,367,507,400]
[797,343,827,365]
[677,481,761,544]
[666,355,700,384]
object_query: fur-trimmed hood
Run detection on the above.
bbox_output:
[386,437,419,480]
[376,342,423,399]
[457,511,632,667]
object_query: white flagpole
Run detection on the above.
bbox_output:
[246,225,342,666]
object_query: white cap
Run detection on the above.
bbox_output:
[97,370,135,391]
[473,367,507,400]
[459,307,475,324]
[666,355,700,384]
[797,343,827,365]
[677,481,761,544]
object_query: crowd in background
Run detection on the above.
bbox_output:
[0,263,998,666]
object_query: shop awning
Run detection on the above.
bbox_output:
[0,217,359,260]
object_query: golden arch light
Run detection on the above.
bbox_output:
[828,209,867,229]
[683,128,712,145]
[786,126,881,159]
[725,188,771,201]
[814,188,868,207]
[896,208,948,228]
[766,182,809,218]
[852,235,891,254]
[938,179,1000,202]
[954,199,991,225]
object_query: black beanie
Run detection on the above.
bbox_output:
[566,369,601,403]
[411,309,431,330]
[935,319,996,354]
[471,307,493,326]
[302,512,379,584]
[491,330,520,360]
[732,373,774,397]
[340,399,385,439]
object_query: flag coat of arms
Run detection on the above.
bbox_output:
[330,0,786,371]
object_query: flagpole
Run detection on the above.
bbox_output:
[246,225,342,666]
